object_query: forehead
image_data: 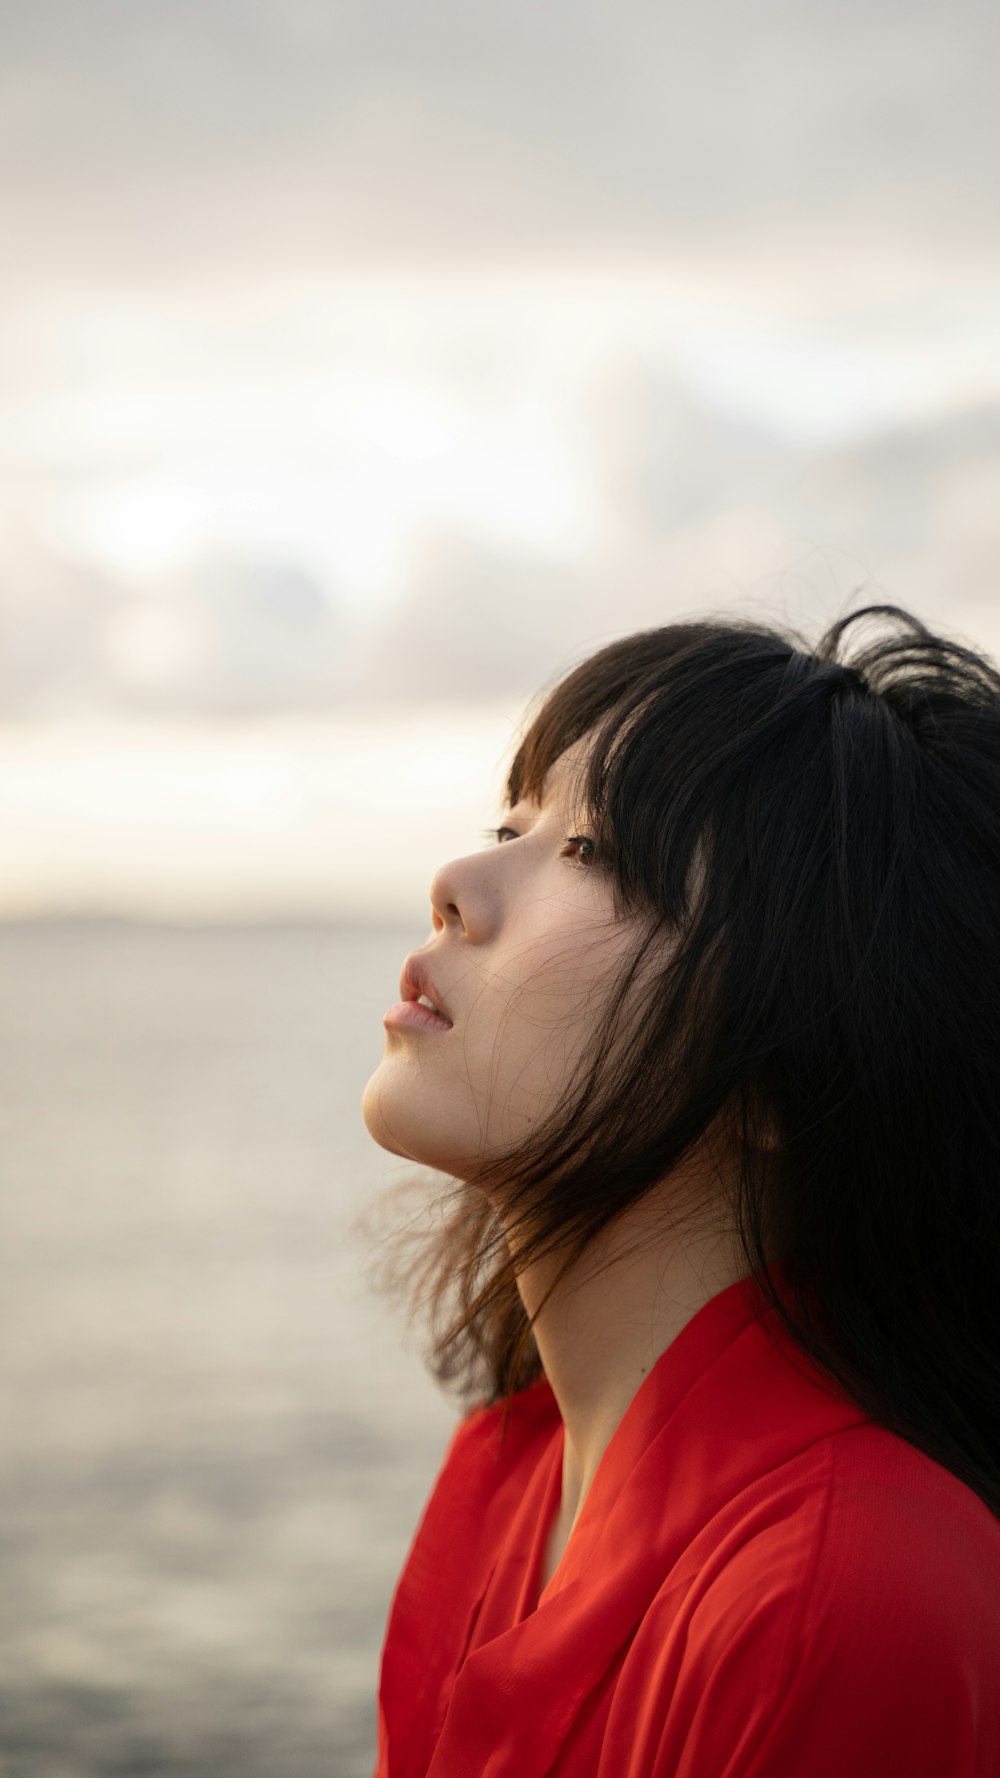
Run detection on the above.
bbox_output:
[519,737,592,810]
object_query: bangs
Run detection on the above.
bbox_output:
[504,624,719,807]
[503,621,744,926]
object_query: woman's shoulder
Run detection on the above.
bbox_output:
[681,1420,1000,1648]
[810,1421,1000,1642]
[630,1426,1000,1775]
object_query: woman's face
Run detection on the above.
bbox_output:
[362,739,639,1181]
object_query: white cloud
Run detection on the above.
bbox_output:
[3,2,1000,907]
[2,1,999,280]
[0,710,521,920]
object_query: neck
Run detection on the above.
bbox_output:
[516,1188,745,1545]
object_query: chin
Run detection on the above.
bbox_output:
[361,1067,486,1177]
[360,1068,446,1167]
[360,1071,412,1159]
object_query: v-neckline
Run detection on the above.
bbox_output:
[516,1273,771,1619]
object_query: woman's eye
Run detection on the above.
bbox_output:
[479,827,597,865]
[564,834,597,866]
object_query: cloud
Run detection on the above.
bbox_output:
[342,535,615,708]
[0,538,346,720]
[2,1,999,282]
[102,557,347,718]
[4,376,999,726]
[0,536,123,720]
[342,393,1000,708]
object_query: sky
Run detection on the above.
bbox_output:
[2,0,1000,917]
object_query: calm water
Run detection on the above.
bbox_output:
[0,920,457,1777]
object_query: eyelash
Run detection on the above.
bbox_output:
[480,826,598,867]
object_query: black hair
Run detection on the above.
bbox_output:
[372,603,1000,1517]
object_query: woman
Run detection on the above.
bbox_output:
[361,604,1000,1777]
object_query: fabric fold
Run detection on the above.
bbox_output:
[375,1273,1000,1778]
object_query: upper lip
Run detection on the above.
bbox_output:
[399,953,454,1024]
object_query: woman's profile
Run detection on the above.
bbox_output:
[361,603,1000,1777]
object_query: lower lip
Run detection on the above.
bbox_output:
[383,1000,454,1034]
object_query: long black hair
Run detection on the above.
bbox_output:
[371,603,1000,1517]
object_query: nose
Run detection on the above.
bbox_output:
[428,849,498,941]
[428,856,466,935]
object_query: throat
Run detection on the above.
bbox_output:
[537,1495,576,1597]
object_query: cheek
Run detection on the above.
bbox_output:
[464,924,627,1119]
[361,913,634,1171]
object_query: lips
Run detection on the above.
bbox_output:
[399,953,454,1026]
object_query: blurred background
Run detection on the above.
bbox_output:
[1,1,999,1771]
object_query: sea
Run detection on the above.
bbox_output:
[0,919,459,1778]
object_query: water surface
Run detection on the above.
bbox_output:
[0,920,457,1777]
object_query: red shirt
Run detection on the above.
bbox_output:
[374,1275,1000,1776]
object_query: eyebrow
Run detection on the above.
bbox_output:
[507,779,580,818]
